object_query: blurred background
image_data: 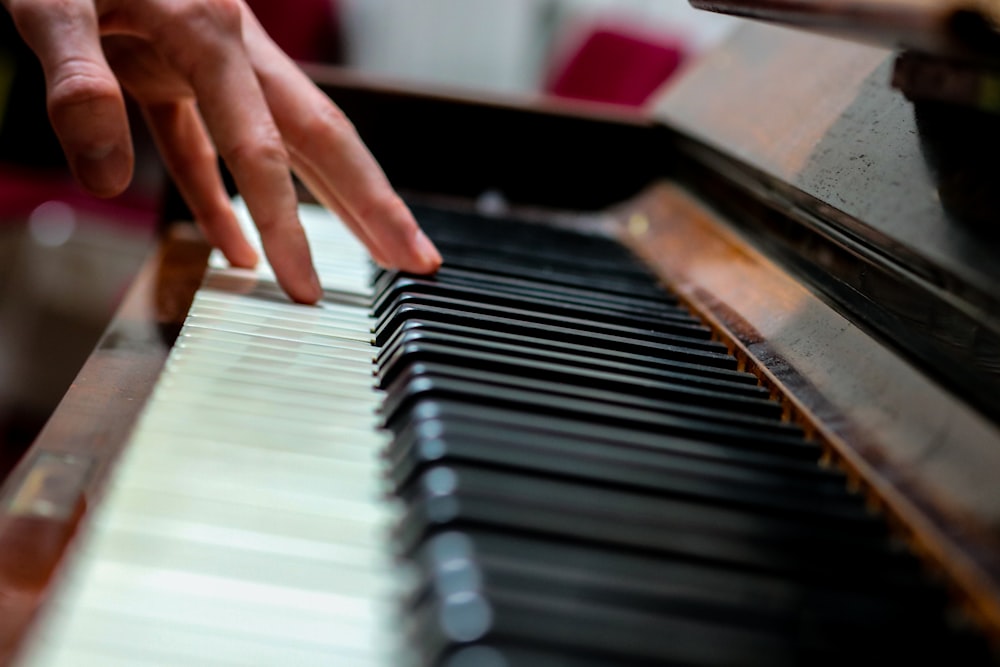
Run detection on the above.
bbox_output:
[0,1,735,480]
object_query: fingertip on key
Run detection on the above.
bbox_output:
[413,229,443,274]
[286,275,322,305]
[226,242,261,270]
[296,265,324,305]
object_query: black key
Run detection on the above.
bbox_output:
[410,582,804,667]
[411,211,650,273]
[439,644,616,667]
[392,400,844,485]
[374,292,719,350]
[426,265,681,311]
[377,320,756,385]
[377,339,781,419]
[386,417,873,525]
[418,529,947,632]
[374,305,734,368]
[385,254,666,300]
[410,533,957,664]
[396,465,924,586]
[377,328,768,398]
[380,365,810,454]
[378,202,997,667]
[372,276,700,330]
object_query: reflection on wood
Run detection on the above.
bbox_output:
[0,225,208,664]
[618,182,1000,644]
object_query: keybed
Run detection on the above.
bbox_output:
[16,202,404,667]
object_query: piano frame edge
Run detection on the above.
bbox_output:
[618,181,1000,648]
[0,224,210,665]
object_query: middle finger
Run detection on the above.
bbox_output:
[144,0,321,303]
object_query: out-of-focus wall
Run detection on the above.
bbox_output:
[341,0,544,93]
[340,0,736,94]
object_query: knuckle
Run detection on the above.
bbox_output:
[47,60,119,110]
[224,134,289,176]
[162,0,243,38]
[155,0,244,73]
[296,103,354,147]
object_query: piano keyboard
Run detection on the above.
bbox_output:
[15,200,995,666]
[16,202,400,667]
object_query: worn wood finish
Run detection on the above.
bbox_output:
[0,225,209,665]
[654,20,1000,282]
[690,0,1000,56]
[654,20,1000,422]
[617,181,1000,643]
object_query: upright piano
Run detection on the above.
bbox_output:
[3,2,1000,665]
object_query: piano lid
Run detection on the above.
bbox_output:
[688,0,1000,58]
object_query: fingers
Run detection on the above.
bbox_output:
[10,0,432,303]
[105,36,259,269]
[292,157,391,267]
[6,0,133,196]
[142,100,259,269]
[144,0,320,303]
[240,9,442,275]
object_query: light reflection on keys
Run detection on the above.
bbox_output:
[16,201,406,667]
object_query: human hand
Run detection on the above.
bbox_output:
[3,0,442,303]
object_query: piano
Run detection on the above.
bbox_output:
[3,2,1000,664]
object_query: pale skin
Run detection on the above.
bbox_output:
[3,0,443,304]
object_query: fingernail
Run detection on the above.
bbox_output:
[415,230,443,272]
[74,144,131,197]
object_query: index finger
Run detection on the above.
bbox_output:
[147,0,321,303]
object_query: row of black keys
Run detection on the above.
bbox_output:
[370,206,993,666]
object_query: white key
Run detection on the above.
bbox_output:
[16,201,407,667]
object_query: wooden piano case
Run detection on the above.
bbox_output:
[4,12,1000,664]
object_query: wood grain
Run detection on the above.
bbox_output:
[618,181,1000,644]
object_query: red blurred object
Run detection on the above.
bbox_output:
[546,23,687,107]
[0,165,157,230]
[246,0,343,63]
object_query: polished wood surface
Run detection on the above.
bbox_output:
[617,182,1000,644]
[653,20,1000,429]
[0,226,209,664]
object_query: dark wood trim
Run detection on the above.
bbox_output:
[618,182,1000,645]
[0,225,209,665]
[689,0,1000,57]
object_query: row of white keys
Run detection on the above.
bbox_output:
[17,203,408,667]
